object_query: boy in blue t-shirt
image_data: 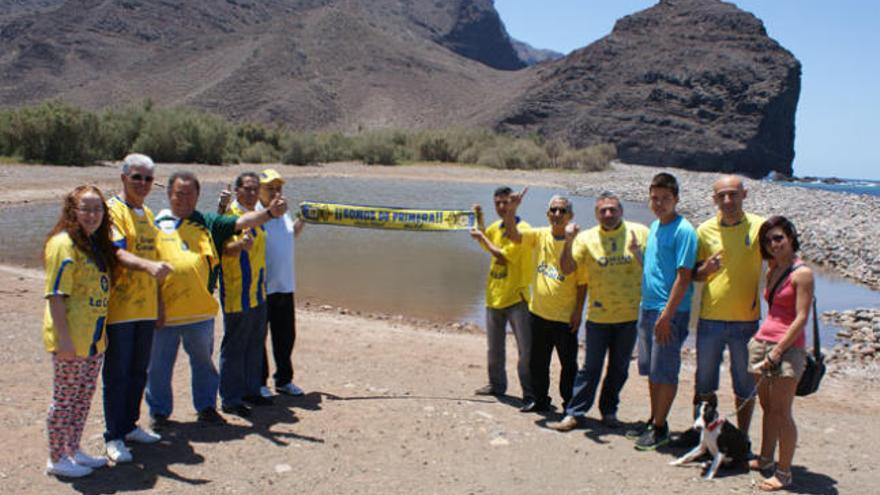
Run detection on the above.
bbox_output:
[630,173,697,451]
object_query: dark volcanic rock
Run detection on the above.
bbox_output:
[434,0,525,70]
[511,39,564,66]
[496,0,801,178]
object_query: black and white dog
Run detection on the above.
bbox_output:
[669,401,750,480]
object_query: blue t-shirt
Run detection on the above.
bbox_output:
[641,215,698,312]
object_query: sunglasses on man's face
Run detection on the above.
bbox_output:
[128,173,154,183]
[548,207,568,214]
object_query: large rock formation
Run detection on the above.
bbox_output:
[496,0,801,177]
[0,0,800,177]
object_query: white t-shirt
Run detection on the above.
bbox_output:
[257,202,296,294]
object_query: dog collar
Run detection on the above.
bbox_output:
[707,419,724,432]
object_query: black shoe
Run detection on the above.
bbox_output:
[519,400,550,413]
[601,414,623,429]
[221,403,252,418]
[474,385,504,396]
[243,395,274,406]
[625,419,653,440]
[149,414,170,432]
[197,407,226,424]
[670,427,701,448]
[635,423,670,451]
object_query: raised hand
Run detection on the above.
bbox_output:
[268,192,288,217]
[565,221,580,241]
[509,187,528,208]
[217,183,232,213]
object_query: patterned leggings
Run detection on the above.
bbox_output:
[47,353,103,462]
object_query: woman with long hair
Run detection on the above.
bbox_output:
[43,185,117,478]
[748,215,814,491]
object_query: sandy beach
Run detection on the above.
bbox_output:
[1,161,878,493]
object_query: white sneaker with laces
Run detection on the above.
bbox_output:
[105,439,133,463]
[46,457,93,478]
[72,450,108,468]
[276,382,305,396]
[259,386,274,398]
[125,426,161,444]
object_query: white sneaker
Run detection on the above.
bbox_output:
[276,382,305,396]
[259,386,274,398]
[105,439,133,463]
[46,457,93,478]
[72,450,108,468]
[125,426,161,444]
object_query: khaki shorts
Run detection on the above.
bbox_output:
[748,338,806,379]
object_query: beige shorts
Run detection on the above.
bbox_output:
[748,338,806,379]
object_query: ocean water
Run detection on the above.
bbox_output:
[773,178,880,197]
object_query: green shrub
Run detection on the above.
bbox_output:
[131,108,231,164]
[282,133,320,165]
[354,131,402,165]
[240,141,281,164]
[478,139,550,170]
[7,101,103,165]
[558,143,616,171]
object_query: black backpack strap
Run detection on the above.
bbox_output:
[767,263,802,309]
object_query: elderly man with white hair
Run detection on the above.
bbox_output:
[506,192,588,413]
[102,153,174,463]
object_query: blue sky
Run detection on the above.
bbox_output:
[495,1,880,180]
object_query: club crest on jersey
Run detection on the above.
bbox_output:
[100,275,109,292]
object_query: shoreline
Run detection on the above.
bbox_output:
[2,160,878,290]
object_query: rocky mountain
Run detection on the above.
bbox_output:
[0,0,800,177]
[511,39,564,66]
[497,0,801,177]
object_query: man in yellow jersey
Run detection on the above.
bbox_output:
[146,171,287,425]
[678,175,764,448]
[103,153,174,463]
[216,172,271,418]
[468,186,533,403]
[507,192,588,413]
[549,191,648,431]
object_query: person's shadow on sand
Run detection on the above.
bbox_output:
[63,404,322,494]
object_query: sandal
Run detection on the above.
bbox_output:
[749,456,775,471]
[759,469,792,491]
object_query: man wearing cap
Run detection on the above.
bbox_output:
[103,153,174,463]
[256,169,305,397]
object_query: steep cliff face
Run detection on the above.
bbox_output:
[496,0,801,177]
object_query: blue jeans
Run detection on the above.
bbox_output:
[103,320,155,441]
[566,320,638,418]
[637,309,689,385]
[220,305,268,407]
[695,319,758,399]
[146,319,219,417]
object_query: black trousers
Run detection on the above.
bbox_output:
[262,292,297,387]
[529,312,578,408]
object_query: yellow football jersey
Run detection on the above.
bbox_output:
[220,201,267,313]
[42,232,109,357]
[155,210,236,326]
[521,228,588,324]
[106,196,158,324]
[573,221,649,324]
[483,218,532,309]
[697,212,765,321]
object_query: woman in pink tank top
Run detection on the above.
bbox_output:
[747,216,814,491]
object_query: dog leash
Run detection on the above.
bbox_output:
[724,374,766,421]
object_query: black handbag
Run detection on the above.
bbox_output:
[795,298,826,396]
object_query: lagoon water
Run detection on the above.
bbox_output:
[3,176,878,344]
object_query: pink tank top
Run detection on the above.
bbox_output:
[755,264,806,348]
